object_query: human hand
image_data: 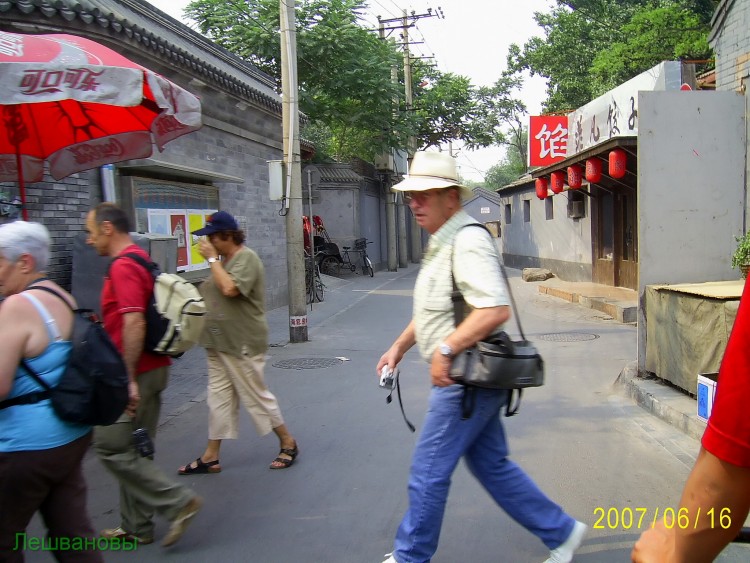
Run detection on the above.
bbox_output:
[376,348,401,380]
[430,348,454,387]
[631,520,675,562]
[125,380,140,418]
[197,239,218,261]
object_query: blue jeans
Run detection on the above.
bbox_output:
[393,385,574,563]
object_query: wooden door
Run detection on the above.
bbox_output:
[615,190,638,290]
[592,188,615,285]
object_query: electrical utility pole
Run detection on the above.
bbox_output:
[378,22,399,272]
[378,7,442,265]
[402,10,422,263]
[280,0,307,342]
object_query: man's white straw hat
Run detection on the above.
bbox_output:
[391,151,474,199]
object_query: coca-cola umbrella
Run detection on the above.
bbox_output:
[0,32,202,219]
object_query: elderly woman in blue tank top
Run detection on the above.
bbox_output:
[0,221,102,562]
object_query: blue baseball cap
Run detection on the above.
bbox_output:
[191,211,238,236]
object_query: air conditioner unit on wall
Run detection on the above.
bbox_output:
[568,200,585,219]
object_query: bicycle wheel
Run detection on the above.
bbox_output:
[319,255,341,276]
[363,256,374,277]
[314,270,324,302]
[305,268,314,304]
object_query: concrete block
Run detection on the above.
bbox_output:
[539,285,578,303]
[522,267,554,282]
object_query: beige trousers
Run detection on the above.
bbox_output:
[206,349,284,439]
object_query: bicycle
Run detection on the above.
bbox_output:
[339,238,373,277]
[305,251,324,304]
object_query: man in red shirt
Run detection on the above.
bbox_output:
[85,203,202,547]
[633,277,750,562]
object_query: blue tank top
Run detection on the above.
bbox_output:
[0,292,90,452]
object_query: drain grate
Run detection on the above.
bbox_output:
[272,357,343,370]
[538,332,600,342]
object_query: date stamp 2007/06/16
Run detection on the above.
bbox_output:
[593,507,732,531]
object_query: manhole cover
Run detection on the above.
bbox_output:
[272,357,343,370]
[538,333,600,342]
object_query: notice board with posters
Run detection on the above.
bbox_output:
[126,176,219,273]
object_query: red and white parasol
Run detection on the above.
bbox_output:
[0,31,202,219]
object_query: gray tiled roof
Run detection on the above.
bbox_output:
[469,186,502,205]
[315,165,363,183]
[0,0,282,113]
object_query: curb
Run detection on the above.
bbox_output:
[539,285,637,323]
[615,361,707,441]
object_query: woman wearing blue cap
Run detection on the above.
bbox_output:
[178,211,298,474]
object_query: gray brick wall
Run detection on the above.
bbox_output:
[146,76,288,309]
[712,0,750,91]
[0,13,290,309]
[711,0,750,230]
[0,170,98,290]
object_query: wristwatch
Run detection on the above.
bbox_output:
[438,342,454,359]
[207,256,218,264]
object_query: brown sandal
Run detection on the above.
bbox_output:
[178,457,221,475]
[270,446,298,470]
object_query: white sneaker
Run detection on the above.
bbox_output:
[544,521,587,563]
[382,553,397,563]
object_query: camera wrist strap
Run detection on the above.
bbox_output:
[386,370,415,432]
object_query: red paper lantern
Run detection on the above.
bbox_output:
[585,158,602,183]
[550,171,565,194]
[567,165,583,189]
[609,149,627,179]
[535,177,548,199]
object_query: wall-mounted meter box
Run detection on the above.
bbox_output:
[268,160,284,201]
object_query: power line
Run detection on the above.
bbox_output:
[202,0,400,109]
[368,0,401,21]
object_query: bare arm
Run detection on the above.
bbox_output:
[121,311,146,415]
[0,296,29,399]
[376,320,417,375]
[632,447,750,562]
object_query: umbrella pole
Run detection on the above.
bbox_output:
[14,146,27,221]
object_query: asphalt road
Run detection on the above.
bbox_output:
[24,266,750,562]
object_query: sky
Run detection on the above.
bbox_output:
[145,0,552,182]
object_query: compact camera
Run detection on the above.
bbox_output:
[379,365,398,390]
[132,428,155,458]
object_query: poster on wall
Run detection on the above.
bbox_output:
[170,214,188,268]
[147,209,216,272]
[189,212,213,266]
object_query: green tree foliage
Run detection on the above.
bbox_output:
[508,0,715,113]
[185,0,525,162]
[475,73,528,162]
[411,62,490,150]
[591,5,711,93]
[484,130,529,190]
[186,0,407,161]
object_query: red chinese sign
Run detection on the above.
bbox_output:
[528,116,568,167]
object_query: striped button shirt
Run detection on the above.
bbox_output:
[413,210,509,362]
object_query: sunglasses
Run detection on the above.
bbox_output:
[402,189,445,203]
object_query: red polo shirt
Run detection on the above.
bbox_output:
[102,244,170,375]
[702,277,750,467]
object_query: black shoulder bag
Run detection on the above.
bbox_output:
[448,224,545,416]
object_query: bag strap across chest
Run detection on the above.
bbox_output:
[0,285,73,409]
[450,223,527,340]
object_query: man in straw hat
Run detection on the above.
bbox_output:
[376,151,586,563]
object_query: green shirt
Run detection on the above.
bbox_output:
[413,210,508,362]
[199,246,269,357]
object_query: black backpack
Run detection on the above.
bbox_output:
[0,286,129,426]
